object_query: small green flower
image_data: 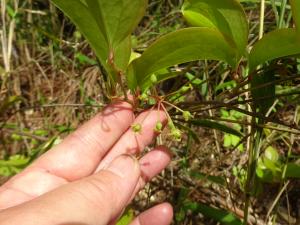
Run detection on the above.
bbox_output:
[171,128,181,141]
[182,111,193,121]
[147,97,157,105]
[154,121,163,133]
[131,123,142,133]
[139,93,149,102]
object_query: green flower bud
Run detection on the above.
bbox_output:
[150,74,158,84]
[147,97,157,105]
[182,111,193,121]
[154,121,163,133]
[74,31,82,39]
[139,93,149,102]
[131,123,142,133]
[171,128,181,141]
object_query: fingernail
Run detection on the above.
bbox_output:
[107,154,139,178]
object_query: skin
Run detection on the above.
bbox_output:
[0,101,173,225]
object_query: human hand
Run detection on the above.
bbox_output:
[0,101,173,225]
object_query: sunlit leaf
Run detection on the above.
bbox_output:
[51,0,108,68]
[51,1,132,81]
[249,28,300,72]
[114,36,132,71]
[0,155,30,177]
[182,0,248,57]
[127,27,238,90]
[86,0,147,46]
[264,146,279,162]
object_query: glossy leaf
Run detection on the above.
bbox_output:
[51,0,132,81]
[189,119,243,137]
[114,36,132,71]
[182,0,248,57]
[51,0,108,67]
[127,27,238,90]
[290,0,300,37]
[86,0,147,46]
[249,28,300,72]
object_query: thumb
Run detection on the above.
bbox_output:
[0,155,141,225]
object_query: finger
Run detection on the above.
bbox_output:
[107,146,172,224]
[127,146,171,205]
[30,101,134,180]
[0,155,141,225]
[97,109,167,171]
[139,146,171,187]
[129,203,173,225]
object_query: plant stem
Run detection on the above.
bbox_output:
[259,0,265,39]
[243,127,262,225]
[278,0,288,28]
[270,0,279,24]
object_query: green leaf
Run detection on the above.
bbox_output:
[0,155,30,167]
[224,134,232,147]
[0,155,30,177]
[116,208,134,225]
[264,146,279,162]
[190,170,226,186]
[251,67,275,115]
[256,167,274,183]
[51,0,108,68]
[141,70,182,90]
[75,53,97,65]
[189,119,243,137]
[182,0,248,57]
[114,36,132,71]
[290,0,300,37]
[191,203,242,225]
[285,163,300,178]
[127,27,239,90]
[263,158,279,174]
[50,1,132,80]
[86,0,147,46]
[249,28,300,72]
